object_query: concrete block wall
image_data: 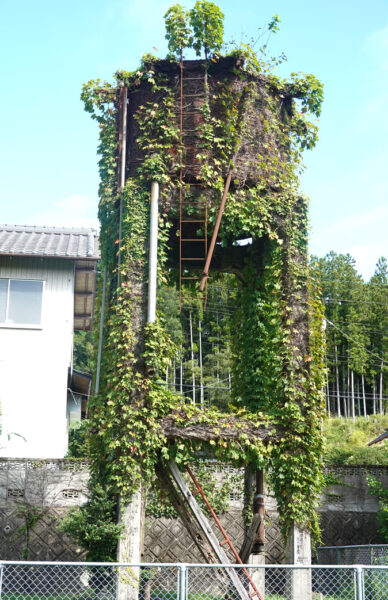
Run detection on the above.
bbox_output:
[0,459,89,560]
[0,459,386,562]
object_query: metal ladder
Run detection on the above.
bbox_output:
[177,61,208,311]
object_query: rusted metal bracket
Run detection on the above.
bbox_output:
[239,467,266,564]
[239,515,262,563]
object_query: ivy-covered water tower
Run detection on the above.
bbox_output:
[82,1,325,575]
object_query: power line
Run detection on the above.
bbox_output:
[326,319,388,365]
[325,391,388,399]
[318,279,388,288]
[327,328,388,334]
[325,299,388,306]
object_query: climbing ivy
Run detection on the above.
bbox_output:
[367,475,388,542]
[66,3,326,559]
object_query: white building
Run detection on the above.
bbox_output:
[0,225,99,458]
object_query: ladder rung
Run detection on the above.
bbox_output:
[181,277,200,280]
[181,220,205,223]
[181,239,206,242]
[174,111,203,116]
[181,258,204,261]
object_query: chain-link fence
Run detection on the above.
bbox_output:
[0,562,387,600]
[317,544,388,565]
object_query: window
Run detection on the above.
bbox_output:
[0,279,43,326]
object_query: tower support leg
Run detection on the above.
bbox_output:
[285,525,312,600]
[117,488,145,600]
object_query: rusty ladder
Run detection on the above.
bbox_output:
[178,58,208,311]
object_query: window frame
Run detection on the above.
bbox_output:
[0,278,45,329]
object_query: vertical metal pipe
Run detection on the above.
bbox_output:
[178,563,187,600]
[199,320,204,409]
[95,266,107,395]
[189,311,195,404]
[0,564,4,599]
[117,85,128,289]
[147,181,159,323]
[253,469,266,546]
[356,566,363,600]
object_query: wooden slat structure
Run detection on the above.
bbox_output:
[162,460,252,600]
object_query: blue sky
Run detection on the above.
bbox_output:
[1,0,387,279]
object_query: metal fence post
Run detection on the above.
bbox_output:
[356,567,363,600]
[178,563,187,600]
[0,564,3,599]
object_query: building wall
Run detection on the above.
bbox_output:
[0,257,74,458]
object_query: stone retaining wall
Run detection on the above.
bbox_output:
[0,459,386,562]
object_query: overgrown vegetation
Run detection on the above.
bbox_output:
[73,331,94,373]
[60,475,122,561]
[324,415,388,465]
[63,1,326,559]
[367,473,388,542]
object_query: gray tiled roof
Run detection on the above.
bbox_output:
[0,225,100,260]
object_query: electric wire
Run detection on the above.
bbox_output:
[326,320,388,365]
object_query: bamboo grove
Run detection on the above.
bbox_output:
[314,253,388,418]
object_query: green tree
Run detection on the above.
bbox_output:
[60,475,122,561]
[164,4,192,58]
[312,253,388,418]
[73,330,94,372]
[313,252,368,417]
[190,1,224,60]
[367,257,388,413]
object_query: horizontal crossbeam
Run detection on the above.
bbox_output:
[159,410,279,444]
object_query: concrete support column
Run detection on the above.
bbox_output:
[117,488,144,600]
[248,549,265,598]
[285,525,312,600]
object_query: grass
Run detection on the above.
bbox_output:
[323,414,388,465]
